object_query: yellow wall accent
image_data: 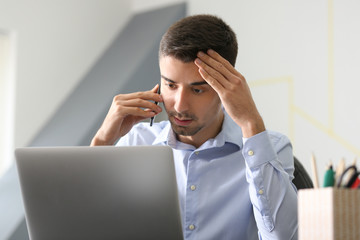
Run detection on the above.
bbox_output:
[248,0,360,159]
[328,0,335,131]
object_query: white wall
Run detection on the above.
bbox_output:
[0,31,16,177]
[2,0,358,184]
[132,0,184,13]
[0,0,132,151]
[188,0,360,185]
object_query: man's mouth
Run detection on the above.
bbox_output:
[174,116,193,126]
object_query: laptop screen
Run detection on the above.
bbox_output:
[15,146,183,240]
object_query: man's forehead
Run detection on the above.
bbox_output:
[161,75,208,86]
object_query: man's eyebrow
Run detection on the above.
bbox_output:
[191,81,208,86]
[161,75,208,86]
[161,75,175,83]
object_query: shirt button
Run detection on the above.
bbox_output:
[258,189,264,195]
[248,150,254,156]
[190,185,196,191]
[189,224,195,230]
[195,151,199,155]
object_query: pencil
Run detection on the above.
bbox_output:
[335,158,345,187]
[310,153,319,188]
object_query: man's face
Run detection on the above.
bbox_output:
[159,56,224,146]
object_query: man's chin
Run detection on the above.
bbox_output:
[170,121,203,137]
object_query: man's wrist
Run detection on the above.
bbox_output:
[241,117,266,138]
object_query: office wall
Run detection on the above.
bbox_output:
[0,4,186,239]
[132,0,184,13]
[3,0,357,186]
[188,0,360,184]
[0,1,131,237]
[0,31,16,177]
[0,0,132,149]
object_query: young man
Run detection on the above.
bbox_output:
[91,15,298,239]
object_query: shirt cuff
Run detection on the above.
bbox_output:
[242,130,277,169]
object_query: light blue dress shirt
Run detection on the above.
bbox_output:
[116,113,298,240]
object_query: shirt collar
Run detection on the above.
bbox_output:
[152,122,171,146]
[201,112,243,150]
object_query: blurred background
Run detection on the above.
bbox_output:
[1,0,359,239]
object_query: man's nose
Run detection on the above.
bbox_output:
[173,88,189,113]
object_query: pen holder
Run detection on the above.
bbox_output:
[298,188,360,240]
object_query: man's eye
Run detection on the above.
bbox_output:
[166,83,176,89]
[193,88,203,94]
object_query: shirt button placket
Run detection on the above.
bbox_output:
[185,151,199,237]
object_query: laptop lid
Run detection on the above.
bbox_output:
[15,145,183,240]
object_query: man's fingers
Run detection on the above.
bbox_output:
[197,67,224,93]
[151,84,160,93]
[123,106,157,117]
[117,98,162,114]
[113,88,162,103]
[111,106,156,124]
[206,49,240,76]
[195,57,233,91]
[196,51,234,81]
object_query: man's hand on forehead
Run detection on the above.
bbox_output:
[194,49,265,137]
[194,49,241,91]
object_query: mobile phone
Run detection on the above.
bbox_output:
[150,85,161,126]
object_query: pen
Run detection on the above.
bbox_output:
[323,164,335,187]
[150,85,161,127]
[346,172,360,188]
[351,177,360,188]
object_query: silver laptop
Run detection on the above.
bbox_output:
[15,146,183,240]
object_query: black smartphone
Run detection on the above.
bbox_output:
[150,85,161,126]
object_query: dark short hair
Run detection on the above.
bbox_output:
[159,14,238,66]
